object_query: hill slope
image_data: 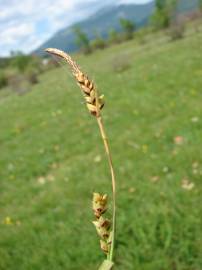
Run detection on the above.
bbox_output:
[1,25,202,269]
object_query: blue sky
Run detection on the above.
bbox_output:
[0,0,152,57]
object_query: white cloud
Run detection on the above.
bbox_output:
[0,8,11,20]
[0,0,77,55]
[118,0,151,3]
[0,23,34,44]
[19,35,47,53]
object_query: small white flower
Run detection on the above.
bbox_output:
[191,117,199,123]
[38,176,46,185]
[181,179,195,190]
[94,155,101,163]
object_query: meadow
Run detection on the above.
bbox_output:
[0,26,202,270]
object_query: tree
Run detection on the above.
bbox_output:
[0,72,7,89]
[199,0,202,12]
[151,0,178,30]
[169,17,185,41]
[90,32,106,51]
[119,18,135,40]
[11,51,32,72]
[73,26,91,54]
[108,28,120,44]
[156,0,166,10]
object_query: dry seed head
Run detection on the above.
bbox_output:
[92,219,110,240]
[75,71,104,116]
[92,193,108,218]
[93,193,108,205]
[92,193,111,255]
[98,216,111,230]
[100,240,109,254]
[93,216,111,231]
[45,48,104,116]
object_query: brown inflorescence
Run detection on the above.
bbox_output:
[75,72,104,116]
[45,48,104,116]
[92,193,111,255]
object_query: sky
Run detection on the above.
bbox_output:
[0,0,152,57]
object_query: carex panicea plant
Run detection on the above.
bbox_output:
[45,48,117,270]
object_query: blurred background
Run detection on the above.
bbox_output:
[0,0,202,269]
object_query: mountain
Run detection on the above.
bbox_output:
[178,0,199,12]
[34,0,199,55]
[34,2,155,55]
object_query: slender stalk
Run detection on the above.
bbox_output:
[96,116,116,262]
[45,48,117,265]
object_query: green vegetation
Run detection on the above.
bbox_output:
[108,29,121,45]
[90,33,106,51]
[11,52,33,72]
[74,17,136,54]
[119,17,136,40]
[73,25,91,54]
[0,53,55,92]
[199,0,202,11]
[0,72,8,89]
[151,0,178,29]
[0,24,202,270]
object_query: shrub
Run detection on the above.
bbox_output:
[73,26,91,54]
[169,19,186,41]
[90,36,106,51]
[108,29,121,45]
[120,18,135,40]
[6,67,37,94]
[135,29,149,45]
[0,72,8,89]
[7,73,30,94]
[111,53,131,73]
[25,67,38,85]
[11,52,32,72]
[150,0,178,30]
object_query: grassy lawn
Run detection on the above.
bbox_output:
[0,29,202,270]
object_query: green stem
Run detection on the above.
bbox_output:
[96,116,116,262]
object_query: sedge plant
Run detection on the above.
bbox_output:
[45,48,117,270]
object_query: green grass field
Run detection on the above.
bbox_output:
[0,28,202,270]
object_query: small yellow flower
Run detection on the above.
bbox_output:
[4,216,13,225]
[190,89,197,96]
[54,145,60,151]
[9,175,16,180]
[142,144,148,154]
[94,155,101,163]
